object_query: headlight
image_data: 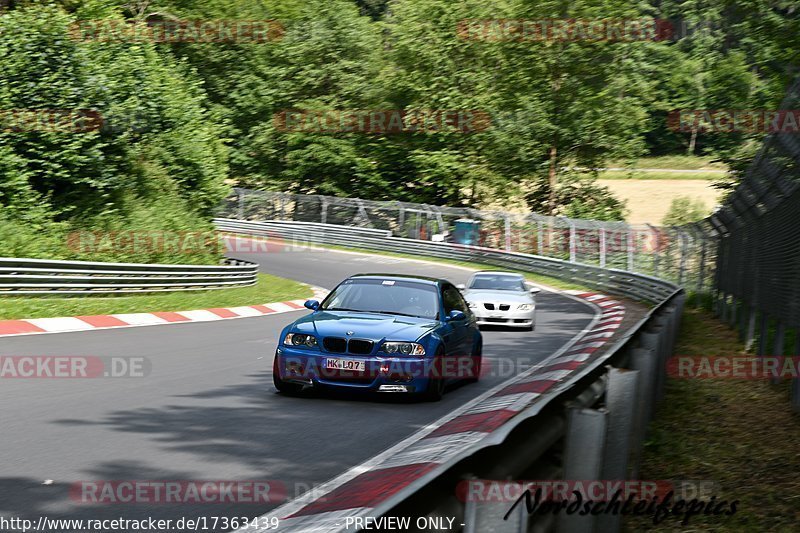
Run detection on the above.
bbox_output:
[467,301,477,308]
[517,304,534,311]
[380,342,426,356]
[284,333,318,348]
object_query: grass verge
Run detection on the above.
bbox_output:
[0,273,309,320]
[623,307,800,532]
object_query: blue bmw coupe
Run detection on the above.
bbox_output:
[273,274,483,401]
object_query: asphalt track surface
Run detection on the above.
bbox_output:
[0,246,594,528]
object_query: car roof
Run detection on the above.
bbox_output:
[348,273,444,285]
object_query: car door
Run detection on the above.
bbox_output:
[441,283,472,380]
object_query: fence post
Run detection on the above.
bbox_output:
[569,222,576,263]
[793,332,800,412]
[559,407,608,533]
[505,216,512,252]
[678,232,689,286]
[237,190,245,219]
[538,222,544,256]
[770,322,786,384]
[758,312,770,357]
[627,227,634,271]
[321,199,328,225]
[695,238,707,307]
[599,228,607,268]
[745,306,757,352]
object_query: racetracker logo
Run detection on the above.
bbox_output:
[69,19,285,43]
[0,356,150,378]
[70,481,286,504]
[457,18,674,42]
[0,109,102,133]
[273,110,493,134]
[667,110,800,133]
[667,356,800,379]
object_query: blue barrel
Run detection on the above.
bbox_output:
[454,219,481,245]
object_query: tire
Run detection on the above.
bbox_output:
[465,341,482,383]
[273,356,304,395]
[423,348,446,402]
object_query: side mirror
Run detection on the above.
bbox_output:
[456,283,466,290]
[304,299,320,311]
[446,309,466,322]
[529,287,541,295]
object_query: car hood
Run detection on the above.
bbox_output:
[290,310,438,342]
[463,289,534,304]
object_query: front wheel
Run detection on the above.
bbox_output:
[273,356,303,395]
[423,348,446,402]
[465,341,482,383]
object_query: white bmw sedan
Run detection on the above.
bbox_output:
[457,272,540,330]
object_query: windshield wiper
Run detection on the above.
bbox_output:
[325,307,360,312]
[375,310,425,318]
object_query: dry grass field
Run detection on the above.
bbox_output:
[598,179,723,225]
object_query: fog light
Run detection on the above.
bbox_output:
[378,385,409,392]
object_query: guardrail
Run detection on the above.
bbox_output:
[218,217,684,532]
[0,257,258,295]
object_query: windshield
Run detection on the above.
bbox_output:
[469,274,526,291]
[321,278,439,319]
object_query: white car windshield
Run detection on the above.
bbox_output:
[469,274,526,291]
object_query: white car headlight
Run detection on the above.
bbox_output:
[381,342,426,356]
[467,301,477,308]
[517,304,534,311]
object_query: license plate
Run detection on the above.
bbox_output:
[325,358,366,371]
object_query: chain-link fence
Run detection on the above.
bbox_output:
[218,187,717,293]
[712,78,800,403]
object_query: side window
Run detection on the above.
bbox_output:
[442,285,468,315]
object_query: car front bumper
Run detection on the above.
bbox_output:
[275,347,453,393]
[471,307,535,327]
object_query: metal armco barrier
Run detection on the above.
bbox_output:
[0,257,258,295]
[218,217,685,533]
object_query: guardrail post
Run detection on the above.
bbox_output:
[237,190,245,219]
[640,326,666,402]
[598,368,640,533]
[559,407,608,533]
[629,347,656,478]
